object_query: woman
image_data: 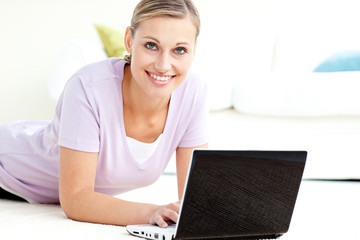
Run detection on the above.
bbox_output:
[0,0,207,228]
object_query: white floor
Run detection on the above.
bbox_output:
[1,174,359,240]
[283,180,360,239]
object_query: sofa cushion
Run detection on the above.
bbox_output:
[194,15,276,111]
[314,50,360,72]
[272,1,360,73]
[232,72,360,117]
[95,24,126,58]
[48,40,107,100]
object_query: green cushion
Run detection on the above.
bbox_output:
[95,24,126,58]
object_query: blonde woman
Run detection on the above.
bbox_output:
[0,0,207,228]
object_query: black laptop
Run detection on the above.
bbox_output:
[127,149,307,240]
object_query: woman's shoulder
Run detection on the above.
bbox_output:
[73,58,127,85]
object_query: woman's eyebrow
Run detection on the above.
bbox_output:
[142,36,192,46]
[143,36,160,43]
[176,41,192,46]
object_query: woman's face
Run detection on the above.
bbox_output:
[125,15,197,100]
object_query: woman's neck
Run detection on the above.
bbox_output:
[122,65,170,117]
[122,65,170,143]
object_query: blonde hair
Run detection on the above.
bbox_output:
[124,0,201,63]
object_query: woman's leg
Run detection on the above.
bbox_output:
[0,187,26,202]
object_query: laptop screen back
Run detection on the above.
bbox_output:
[175,150,307,239]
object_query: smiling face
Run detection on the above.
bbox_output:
[124,15,197,100]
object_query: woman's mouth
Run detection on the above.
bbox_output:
[146,71,175,86]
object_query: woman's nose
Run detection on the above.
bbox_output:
[155,53,171,73]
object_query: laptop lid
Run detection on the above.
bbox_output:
[174,150,307,240]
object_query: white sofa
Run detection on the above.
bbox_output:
[1,0,359,239]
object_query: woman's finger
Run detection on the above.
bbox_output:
[154,214,168,228]
[150,202,180,228]
[163,208,178,224]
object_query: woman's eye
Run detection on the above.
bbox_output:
[145,42,157,50]
[174,47,187,54]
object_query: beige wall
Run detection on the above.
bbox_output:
[0,0,134,124]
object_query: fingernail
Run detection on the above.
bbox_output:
[163,223,167,228]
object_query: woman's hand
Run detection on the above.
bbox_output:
[149,202,180,228]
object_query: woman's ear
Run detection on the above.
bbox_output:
[124,26,133,54]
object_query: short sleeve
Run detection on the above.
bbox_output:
[58,74,100,152]
[178,77,209,148]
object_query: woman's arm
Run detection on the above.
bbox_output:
[176,144,208,200]
[59,146,178,226]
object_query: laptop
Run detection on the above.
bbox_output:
[127,149,307,240]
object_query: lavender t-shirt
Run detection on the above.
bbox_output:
[0,58,208,203]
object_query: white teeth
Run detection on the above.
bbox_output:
[150,73,171,81]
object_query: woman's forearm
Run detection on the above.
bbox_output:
[60,190,158,226]
[59,147,179,227]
